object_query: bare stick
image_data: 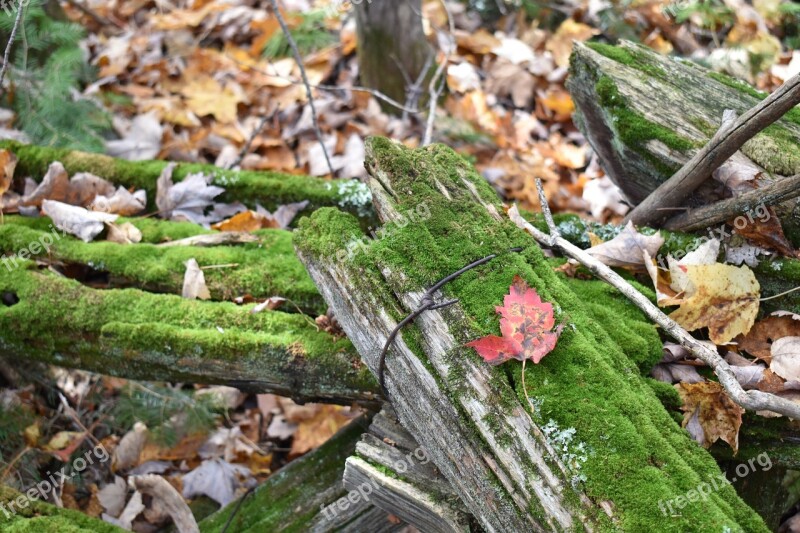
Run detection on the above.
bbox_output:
[0,3,24,94]
[422,0,454,146]
[510,192,800,420]
[663,173,800,231]
[231,114,270,169]
[626,66,800,227]
[268,0,334,176]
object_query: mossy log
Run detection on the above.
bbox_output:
[567,41,800,205]
[0,260,378,405]
[294,137,767,531]
[0,485,122,532]
[199,415,406,533]
[0,141,373,215]
[0,216,325,314]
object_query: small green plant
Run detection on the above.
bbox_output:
[0,0,111,152]
[113,383,224,447]
[262,11,337,59]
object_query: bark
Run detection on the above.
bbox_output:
[354,0,433,112]
[567,41,800,205]
[294,136,767,531]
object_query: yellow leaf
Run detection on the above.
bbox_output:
[668,264,760,344]
[0,149,16,196]
[545,19,599,68]
[181,76,245,124]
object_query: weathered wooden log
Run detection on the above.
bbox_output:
[567,40,800,205]
[341,407,472,532]
[199,415,405,533]
[295,137,767,531]
[0,140,373,215]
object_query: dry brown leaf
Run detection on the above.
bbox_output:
[485,61,536,108]
[545,19,599,67]
[182,258,211,300]
[0,148,17,196]
[586,221,664,269]
[106,222,143,244]
[289,404,352,457]
[676,381,744,453]
[668,263,760,344]
[770,336,800,382]
[736,314,800,361]
[181,76,246,124]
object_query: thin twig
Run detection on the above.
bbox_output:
[421,0,455,146]
[627,64,800,227]
[663,173,800,232]
[535,178,557,245]
[230,114,270,169]
[510,197,800,420]
[378,248,523,398]
[267,0,334,176]
[760,285,800,302]
[0,3,25,95]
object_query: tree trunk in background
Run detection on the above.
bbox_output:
[354,0,433,113]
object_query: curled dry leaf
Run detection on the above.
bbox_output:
[182,258,211,300]
[42,200,118,243]
[90,186,147,216]
[182,458,255,507]
[156,163,225,226]
[668,263,760,344]
[106,222,143,244]
[770,336,800,382]
[586,221,664,269]
[676,381,744,453]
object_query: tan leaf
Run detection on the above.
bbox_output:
[676,381,744,453]
[770,337,800,382]
[668,264,760,344]
[586,221,664,269]
[0,148,17,196]
[545,19,599,67]
[106,222,143,245]
[182,258,211,300]
[181,76,246,124]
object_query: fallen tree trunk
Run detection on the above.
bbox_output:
[567,40,800,205]
[294,136,767,531]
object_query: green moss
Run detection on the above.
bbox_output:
[295,137,767,531]
[586,42,668,80]
[0,486,121,532]
[0,217,324,313]
[0,141,369,216]
[0,265,376,401]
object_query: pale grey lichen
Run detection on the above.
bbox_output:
[541,418,590,488]
[328,180,373,217]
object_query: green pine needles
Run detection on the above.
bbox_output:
[0,0,111,152]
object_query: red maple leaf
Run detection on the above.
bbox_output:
[466,276,563,366]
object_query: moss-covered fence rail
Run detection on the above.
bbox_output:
[568,40,800,208]
[294,137,768,531]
